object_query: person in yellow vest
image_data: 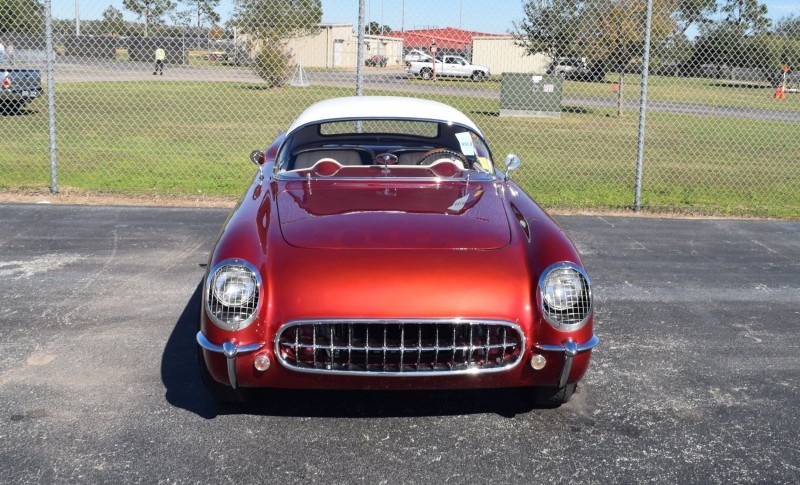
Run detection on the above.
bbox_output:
[153,47,165,75]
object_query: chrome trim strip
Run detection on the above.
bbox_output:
[534,334,599,388]
[204,259,263,332]
[273,319,526,377]
[196,332,265,389]
[535,334,599,354]
[537,262,593,331]
[274,174,495,183]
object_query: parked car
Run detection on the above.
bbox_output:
[365,55,387,67]
[1,69,42,113]
[202,51,228,62]
[547,58,605,82]
[403,49,432,63]
[196,96,598,406]
[406,55,491,81]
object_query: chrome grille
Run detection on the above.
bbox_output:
[275,320,524,375]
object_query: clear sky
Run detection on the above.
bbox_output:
[58,0,799,37]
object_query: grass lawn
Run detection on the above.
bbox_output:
[1,81,798,218]
[406,73,800,113]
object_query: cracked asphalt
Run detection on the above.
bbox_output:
[0,204,798,484]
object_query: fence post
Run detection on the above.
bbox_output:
[356,0,365,97]
[45,0,58,194]
[634,0,653,212]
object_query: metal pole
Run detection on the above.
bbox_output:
[357,0,365,97]
[75,0,80,36]
[634,0,653,212]
[401,0,405,33]
[45,0,58,194]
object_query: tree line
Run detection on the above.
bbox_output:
[513,0,800,80]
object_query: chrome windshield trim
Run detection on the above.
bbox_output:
[273,173,496,182]
[274,318,526,377]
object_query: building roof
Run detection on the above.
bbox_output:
[385,27,509,50]
[287,96,482,136]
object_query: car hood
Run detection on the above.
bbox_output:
[276,182,511,250]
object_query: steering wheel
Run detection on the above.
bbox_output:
[417,148,467,167]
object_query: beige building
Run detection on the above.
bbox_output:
[472,36,552,75]
[285,24,403,68]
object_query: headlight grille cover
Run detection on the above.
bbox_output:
[539,262,592,329]
[205,260,261,331]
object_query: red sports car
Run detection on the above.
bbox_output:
[197,96,598,405]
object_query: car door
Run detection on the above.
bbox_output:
[441,56,458,76]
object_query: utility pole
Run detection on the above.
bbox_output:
[401,0,405,33]
[75,0,81,36]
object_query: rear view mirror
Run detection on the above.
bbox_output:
[504,154,521,179]
[250,150,265,166]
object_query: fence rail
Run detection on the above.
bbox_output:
[2,0,799,218]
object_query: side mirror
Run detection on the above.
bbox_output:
[504,154,521,179]
[250,150,265,166]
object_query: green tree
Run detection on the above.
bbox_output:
[366,21,392,35]
[774,14,800,40]
[672,0,716,35]
[123,0,176,37]
[580,0,676,116]
[0,0,43,34]
[720,0,770,35]
[512,0,585,61]
[180,0,220,29]
[99,6,127,36]
[232,0,322,88]
[690,22,746,74]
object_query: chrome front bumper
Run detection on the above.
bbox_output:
[534,334,599,388]
[196,332,264,389]
[197,331,599,390]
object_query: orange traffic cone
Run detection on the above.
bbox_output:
[774,86,786,99]
[610,82,619,94]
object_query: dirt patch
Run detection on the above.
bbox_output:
[0,188,782,219]
[0,187,236,209]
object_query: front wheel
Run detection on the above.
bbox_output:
[527,383,577,408]
[419,68,432,80]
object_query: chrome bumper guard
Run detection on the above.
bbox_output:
[196,332,264,389]
[534,334,599,388]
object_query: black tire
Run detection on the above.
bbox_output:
[529,383,577,408]
[420,68,432,80]
[197,344,250,403]
[471,71,485,82]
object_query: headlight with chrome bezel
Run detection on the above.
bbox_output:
[205,259,261,331]
[538,262,592,330]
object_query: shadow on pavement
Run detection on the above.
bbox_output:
[163,281,539,419]
[161,280,220,419]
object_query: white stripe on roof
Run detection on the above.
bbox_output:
[287,96,483,136]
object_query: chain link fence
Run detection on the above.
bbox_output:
[1,0,798,217]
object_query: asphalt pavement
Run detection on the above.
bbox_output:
[0,204,798,483]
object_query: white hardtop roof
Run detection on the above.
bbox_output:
[287,96,483,136]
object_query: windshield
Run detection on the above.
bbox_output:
[276,119,494,179]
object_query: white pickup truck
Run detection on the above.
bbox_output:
[406,55,491,82]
